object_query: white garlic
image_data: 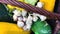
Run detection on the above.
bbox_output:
[36,2,44,8]
[13,10,22,16]
[13,15,18,21]
[22,10,27,17]
[34,13,46,21]
[39,15,47,21]
[23,17,27,22]
[26,15,33,25]
[32,16,38,22]
[23,15,33,31]
[23,26,27,31]
[17,21,24,28]
[26,21,32,25]
[26,25,31,31]
[18,17,23,21]
[32,13,38,22]
[23,25,31,31]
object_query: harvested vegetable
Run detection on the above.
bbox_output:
[31,19,51,34]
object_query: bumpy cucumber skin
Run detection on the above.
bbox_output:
[31,20,51,34]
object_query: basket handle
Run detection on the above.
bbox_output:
[0,0,60,20]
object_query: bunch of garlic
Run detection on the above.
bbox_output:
[13,2,46,31]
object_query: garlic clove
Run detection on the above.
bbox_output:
[32,16,38,22]
[26,25,31,31]
[23,17,27,22]
[23,25,31,31]
[34,13,46,21]
[17,21,24,28]
[13,15,18,21]
[39,15,47,21]
[28,15,33,21]
[32,13,38,22]
[18,17,23,21]
[13,10,22,16]
[26,15,33,25]
[22,10,27,17]
[23,15,33,31]
[26,21,32,25]
[23,26,27,31]
[36,2,44,8]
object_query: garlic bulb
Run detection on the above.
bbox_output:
[17,21,24,27]
[23,25,27,31]
[36,2,44,8]
[13,15,18,21]
[22,10,27,17]
[32,16,38,22]
[26,15,33,25]
[23,25,31,31]
[33,13,46,21]
[23,15,33,31]
[32,13,38,22]
[23,17,27,22]
[39,15,47,21]
[13,10,22,16]
[18,17,23,21]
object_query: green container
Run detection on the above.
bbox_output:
[31,20,52,34]
[24,0,38,6]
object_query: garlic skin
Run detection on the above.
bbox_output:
[13,10,22,16]
[22,10,27,17]
[36,2,44,8]
[13,15,18,21]
[17,21,24,28]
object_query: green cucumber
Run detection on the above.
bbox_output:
[31,19,52,34]
[0,3,13,22]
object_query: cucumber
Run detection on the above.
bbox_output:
[0,3,13,22]
[31,19,52,34]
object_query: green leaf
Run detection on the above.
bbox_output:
[24,0,38,6]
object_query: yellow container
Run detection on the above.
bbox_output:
[0,22,30,34]
[39,0,55,12]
